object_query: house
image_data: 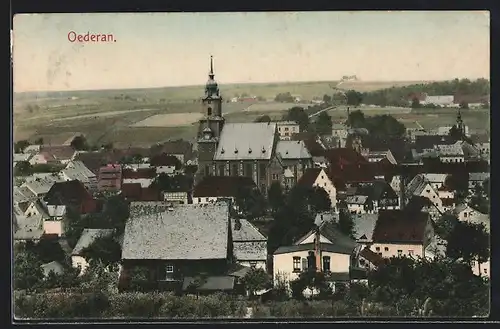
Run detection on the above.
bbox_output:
[296,168,337,209]
[231,218,267,270]
[23,144,42,154]
[371,210,434,259]
[21,174,65,198]
[415,135,456,154]
[22,199,66,237]
[120,203,234,291]
[192,176,257,207]
[13,212,44,243]
[331,123,349,140]
[345,195,371,214]
[276,121,300,140]
[453,94,490,108]
[351,214,378,247]
[71,228,115,274]
[421,95,454,107]
[44,180,97,214]
[275,140,313,184]
[404,174,444,213]
[435,143,465,163]
[121,183,161,202]
[13,153,32,167]
[356,181,400,211]
[150,140,194,165]
[61,160,98,191]
[468,172,489,191]
[122,168,156,188]
[150,153,183,175]
[73,151,118,175]
[292,132,326,158]
[324,148,375,185]
[35,146,77,165]
[421,173,448,190]
[273,218,360,292]
[452,204,489,229]
[98,164,122,191]
[365,150,397,164]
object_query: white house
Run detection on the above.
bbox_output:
[370,210,434,259]
[272,219,359,291]
[331,123,349,139]
[231,218,267,270]
[163,191,189,205]
[345,195,371,214]
[276,121,300,140]
[405,174,444,213]
[421,173,448,190]
[421,95,454,107]
[366,150,397,164]
[435,143,465,163]
[297,168,337,209]
[453,204,489,227]
[468,172,489,191]
[13,153,32,168]
[61,160,98,191]
[71,228,115,275]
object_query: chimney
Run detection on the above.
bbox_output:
[314,225,321,272]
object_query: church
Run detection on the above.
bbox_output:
[195,56,313,194]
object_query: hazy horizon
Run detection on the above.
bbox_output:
[13,11,490,93]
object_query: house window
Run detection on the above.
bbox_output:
[323,256,331,272]
[272,173,278,180]
[249,261,257,268]
[207,100,211,105]
[231,163,239,176]
[293,257,301,272]
[166,265,174,273]
[359,259,366,266]
[378,253,382,256]
[384,247,389,252]
[471,260,475,267]
[484,268,488,274]
[205,197,209,202]
[426,189,430,193]
[464,212,468,218]
[375,247,380,252]
[285,127,289,131]
[397,250,403,257]
[409,250,414,256]
[197,198,201,203]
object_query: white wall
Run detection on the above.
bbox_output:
[440,156,464,163]
[156,165,176,175]
[299,232,332,245]
[419,183,444,212]
[29,154,48,165]
[72,255,90,275]
[370,243,424,259]
[312,169,337,209]
[347,204,367,214]
[238,260,267,271]
[472,259,490,278]
[273,250,351,285]
[43,220,64,236]
[193,196,234,204]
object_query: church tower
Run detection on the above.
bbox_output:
[456,108,465,138]
[197,56,225,175]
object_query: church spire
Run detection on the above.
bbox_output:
[209,55,214,79]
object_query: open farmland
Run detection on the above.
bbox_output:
[243,102,310,113]
[132,113,204,127]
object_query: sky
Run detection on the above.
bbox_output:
[12,11,490,92]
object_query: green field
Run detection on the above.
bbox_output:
[13,80,490,147]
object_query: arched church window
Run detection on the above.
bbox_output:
[207,107,212,116]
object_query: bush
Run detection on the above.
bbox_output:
[107,292,164,318]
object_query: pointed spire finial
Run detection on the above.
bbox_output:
[209,55,214,77]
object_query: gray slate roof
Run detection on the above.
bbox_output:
[345,195,369,205]
[231,218,266,242]
[214,122,277,161]
[276,140,312,160]
[13,186,37,204]
[14,213,44,240]
[41,261,65,277]
[72,228,115,256]
[234,241,267,261]
[405,174,433,198]
[122,204,230,260]
[62,161,96,182]
[469,172,490,182]
[22,175,65,196]
[352,214,378,241]
[422,173,448,184]
[129,201,170,218]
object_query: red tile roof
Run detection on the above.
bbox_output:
[372,209,429,244]
[122,168,156,179]
[193,176,257,198]
[296,168,322,187]
[360,247,386,267]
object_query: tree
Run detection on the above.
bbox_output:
[14,140,30,153]
[307,187,331,213]
[268,181,285,213]
[346,110,365,128]
[235,186,266,218]
[81,235,122,267]
[254,115,272,123]
[34,137,44,145]
[70,135,89,151]
[14,161,33,176]
[411,98,421,109]
[345,90,363,106]
[102,194,130,234]
[338,209,355,239]
[102,142,114,151]
[314,111,333,135]
[284,106,309,131]
[240,268,271,297]
[446,221,490,266]
[434,214,459,240]
[290,270,331,300]
[322,94,332,104]
[275,92,295,103]
[14,247,44,291]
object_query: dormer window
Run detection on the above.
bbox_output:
[221,148,225,154]
[262,147,266,153]
[207,107,212,116]
[234,148,238,154]
[248,148,252,154]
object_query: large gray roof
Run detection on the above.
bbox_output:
[352,214,378,241]
[122,204,230,260]
[41,261,65,277]
[21,175,65,196]
[72,228,115,255]
[276,140,312,160]
[469,172,490,182]
[231,218,266,242]
[214,122,277,161]
[14,214,44,240]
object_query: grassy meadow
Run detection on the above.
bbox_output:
[13,80,490,147]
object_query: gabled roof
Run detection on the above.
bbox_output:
[372,210,429,244]
[41,261,65,277]
[324,148,368,166]
[122,204,230,260]
[62,161,96,182]
[356,180,398,201]
[405,174,434,198]
[40,146,76,161]
[234,241,267,261]
[422,173,448,184]
[122,168,156,179]
[44,180,93,206]
[415,135,456,152]
[121,183,161,202]
[214,122,277,161]
[193,176,257,198]
[352,214,378,241]
[72,228,115,255]
[276,140,312,159]
[231,218,266,242]
[345,195,369,205]
[296,168,322,187]
[73,151,118,174]
[21,175,65,196]
[359,247,385,267]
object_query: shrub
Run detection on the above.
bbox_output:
[107,292,164,318]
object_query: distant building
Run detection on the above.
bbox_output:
[98,164,122,192]
[421,95,454,107]
[276,121,300,140]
